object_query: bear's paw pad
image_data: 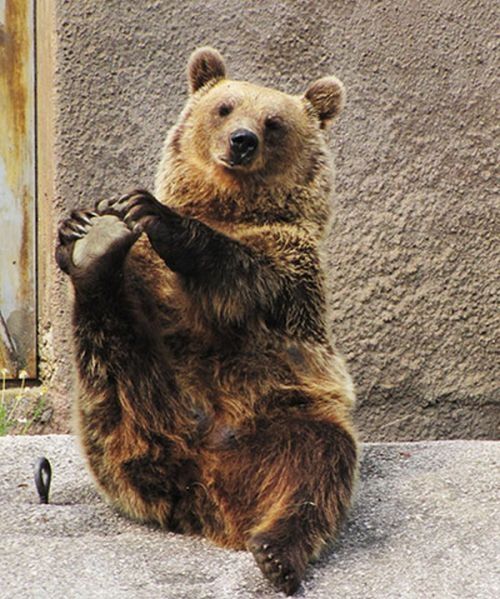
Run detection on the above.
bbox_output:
[56,211,137,274]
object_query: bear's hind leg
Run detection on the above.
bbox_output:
[56,204,194,525]
[244,417,358,595]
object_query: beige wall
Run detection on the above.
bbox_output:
[39,0,499,440]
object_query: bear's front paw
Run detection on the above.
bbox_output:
[56,209,138,276]
[97,189,173,235]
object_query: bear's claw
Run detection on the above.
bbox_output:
[248,538,302,596]
[97,189,164,234]
[58,210,98,244]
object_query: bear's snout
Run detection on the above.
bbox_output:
[229,128,259,165]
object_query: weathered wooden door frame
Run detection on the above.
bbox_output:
[0,0,56,384]
[0,0,37,380]
[34,0,57,385]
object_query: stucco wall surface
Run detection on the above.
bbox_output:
[42,0,498,440]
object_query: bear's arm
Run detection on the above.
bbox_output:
[234,226,328,340]
[155,216,326,338]
[107,191,327,337]
[150,213,281,322]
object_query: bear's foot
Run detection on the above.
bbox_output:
[248,536,305,596]
[56,208,138,277]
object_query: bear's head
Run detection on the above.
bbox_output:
[161,47,345,196]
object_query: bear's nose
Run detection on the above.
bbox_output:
[229,129,259,164]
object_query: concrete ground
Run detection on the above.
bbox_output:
[0,435,498,599]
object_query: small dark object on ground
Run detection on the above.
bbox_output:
[34,457,51,504]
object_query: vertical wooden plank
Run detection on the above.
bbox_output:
[0,0,36,379]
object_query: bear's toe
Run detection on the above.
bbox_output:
[248,538,302,596]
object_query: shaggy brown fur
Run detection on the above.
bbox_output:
[56,47,358,596]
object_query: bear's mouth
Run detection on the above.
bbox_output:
[218,155,255,170]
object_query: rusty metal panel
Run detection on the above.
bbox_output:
[0,0,36,379]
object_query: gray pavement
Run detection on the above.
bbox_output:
[0,435,498,598]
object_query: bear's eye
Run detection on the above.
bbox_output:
[218,103,233,117]
[265,115,284,132]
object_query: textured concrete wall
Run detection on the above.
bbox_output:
[42,0,498,440]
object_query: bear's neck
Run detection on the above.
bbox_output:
[156,157,333,235]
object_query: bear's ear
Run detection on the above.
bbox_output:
[304,76,346,128]
[188,47,227,94]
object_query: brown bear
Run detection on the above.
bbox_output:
[56,47,358,596]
